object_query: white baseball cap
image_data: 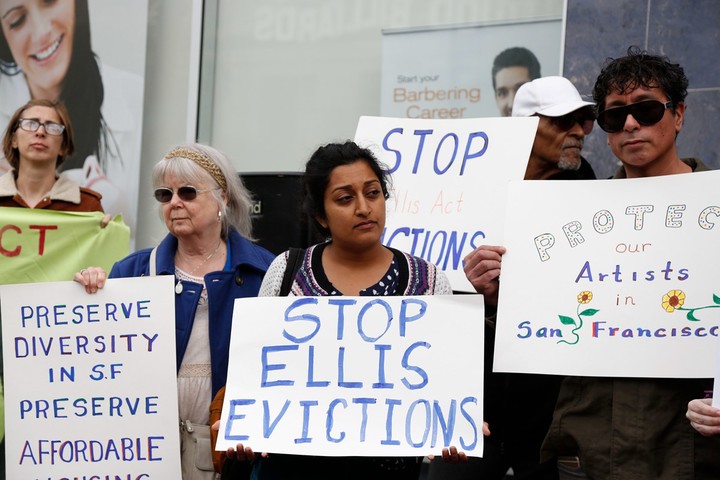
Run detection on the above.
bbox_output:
[512,76,595,117]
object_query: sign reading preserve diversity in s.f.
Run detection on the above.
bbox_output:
[217,295,485,457]
[495,170,720,378]
[355,116,535,291]
[0,276,181,478]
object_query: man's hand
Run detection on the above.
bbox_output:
[463,245,506,307]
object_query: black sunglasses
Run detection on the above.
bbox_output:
[153,186,216,203]
[597,100,672,133]
[548,111,595,135]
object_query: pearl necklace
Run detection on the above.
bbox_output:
[175,240,223,294]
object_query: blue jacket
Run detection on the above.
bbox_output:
[109,229,274,399]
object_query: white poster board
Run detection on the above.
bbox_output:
[355,115,535,291]
[0,276,181,478]
[381,19,562,118]
[714,338,720,408]
[495,171,720,378]
[217,295,485,457]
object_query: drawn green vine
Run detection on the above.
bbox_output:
[556,291,600,345]
[662,290,720,321]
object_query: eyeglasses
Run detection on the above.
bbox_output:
[17,118,65,136]
[153,186,217,203]
[597,100,672,133]
[547,111,595,135]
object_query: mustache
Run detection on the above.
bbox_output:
[564,139,583,149]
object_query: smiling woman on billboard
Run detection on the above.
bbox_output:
[0,0,145,236]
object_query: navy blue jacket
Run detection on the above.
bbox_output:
[109,229,274,399]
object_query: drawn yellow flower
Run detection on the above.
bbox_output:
[577,291,593,304]
[662,290,686,312]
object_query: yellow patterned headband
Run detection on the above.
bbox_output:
[164,147,227,191]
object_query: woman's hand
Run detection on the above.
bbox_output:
[74,266,107,293]
[428,422,490,463]
[225,443,261,463]
[687,398,720,436]
[211,420,267,462]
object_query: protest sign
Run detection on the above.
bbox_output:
[714,337,720,408]
[0,208,129,285]
[495,170,720,378]
[217,295,485,457]
[0,276,181,478]
[355,116,534,291]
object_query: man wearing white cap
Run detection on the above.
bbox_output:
[449,77,597,480]
[512,75,597,181]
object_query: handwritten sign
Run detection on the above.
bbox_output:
[495,171,720,378]
[0,207,130,285]
[0,276,181,478]
[355,116,535,291]
[217,295,485,457]
[714,337,720,408]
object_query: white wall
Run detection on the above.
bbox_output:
[135,0,198,249]
[203,0,564,174]
[136,0,563,250]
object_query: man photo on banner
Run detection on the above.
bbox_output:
[491,47,541,117]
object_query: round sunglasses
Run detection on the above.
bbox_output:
[548,111,595,135]
[597,100,672,133]
[153,186,217,203]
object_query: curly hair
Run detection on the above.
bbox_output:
[303,141,390,237]
[593,46,688,112]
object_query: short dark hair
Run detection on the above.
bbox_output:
[593,46,688,112]
[2,99,75,172]
[492,47,541,90]
[303,141,390,237]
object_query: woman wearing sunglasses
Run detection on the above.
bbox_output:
[0,98,103,211]
[75,143,275,480]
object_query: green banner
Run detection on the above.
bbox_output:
[0,207,130,285]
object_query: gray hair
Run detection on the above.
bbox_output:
[152,143,255,240]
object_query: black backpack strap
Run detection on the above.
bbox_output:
[280,248,304,296]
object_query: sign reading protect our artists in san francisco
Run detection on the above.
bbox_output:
[494,170,720,378]
[0,276,181,478]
